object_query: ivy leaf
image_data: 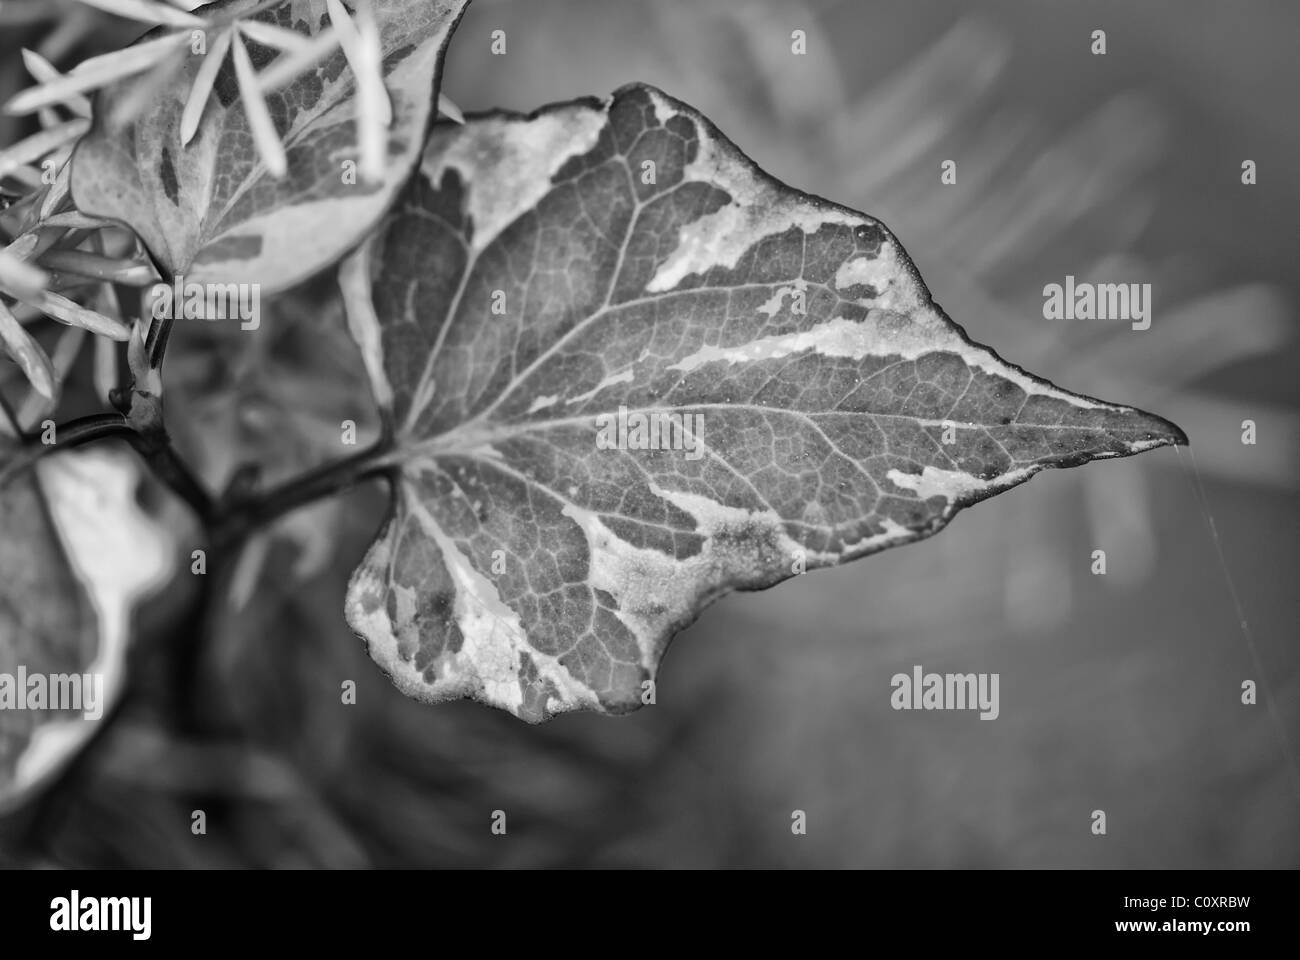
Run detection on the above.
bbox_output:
[0,448,175,811]
[343,84,1186,722]
[69,0,469,294]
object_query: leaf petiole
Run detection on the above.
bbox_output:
[0,411,134,488]
[215,441,391,546]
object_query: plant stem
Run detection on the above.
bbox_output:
[145,313,173,369]
[2,406,389,538]
[0,411,134,488]
[123,431,215,523]
[216,442,391,546]
[53,411,134,445]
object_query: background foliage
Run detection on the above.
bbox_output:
[0,0,1295,867]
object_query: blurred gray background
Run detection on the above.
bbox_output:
[4,0,1297,868]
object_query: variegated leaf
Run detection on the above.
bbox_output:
[69,0,468,293]
[344,84,1185,722]
[0,447,175,811]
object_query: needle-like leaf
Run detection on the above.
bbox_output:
[0,119,89,179]
[0,298,56,400]
[325,0,389,183]
[23,289,131,340]
[104,45,186,130]
[231,29,286,178]
[0,246,47,300]
[17,324,84,426]
[38,160,73,221]
[4,32,191,116]
[235,19,313,54]
[20,49,92,118]
[72,0,204,28]
[37,248,158,286]
[35,211,115,230]
[254,26,339,93]
[180,26,233,146]
[74,0,469,293]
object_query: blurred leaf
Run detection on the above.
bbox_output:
[227,20,312,54]
[343,84,1186,721]
[324,0,389,182]
[16,324,84,429]
[4,32,192,115]
[21,288,129,339]
[70,0,469,294]
[0,446,175,812]
[0,246,48,299]
[72,0,204,29]
[230,30,285,177]
[166,272,375,478]
[0,297,56,399]
[163,272,376,581]
[179,26,231,145]
[0,119,88,180]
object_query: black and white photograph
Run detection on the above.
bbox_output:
[0,0,1294,935]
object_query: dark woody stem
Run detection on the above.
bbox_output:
[1,414,390,541]
[212,442,391,548]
